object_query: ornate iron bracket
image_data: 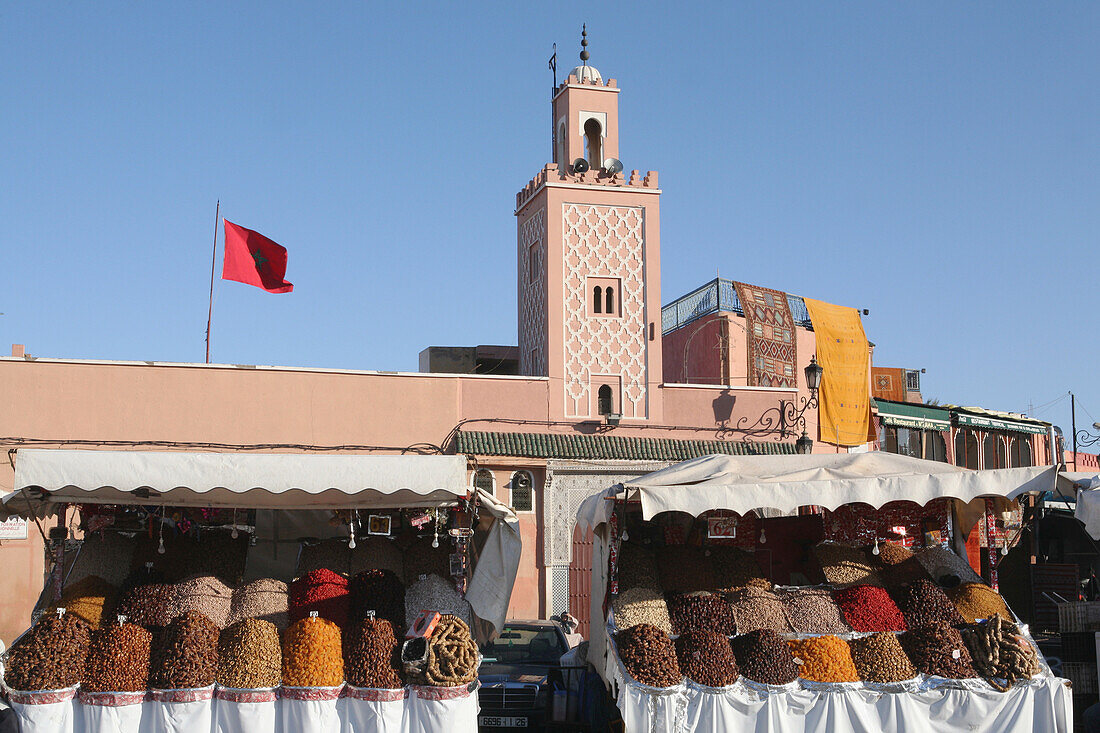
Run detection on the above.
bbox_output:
[735,392,819,440]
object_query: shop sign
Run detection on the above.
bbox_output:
[0,517,28,540]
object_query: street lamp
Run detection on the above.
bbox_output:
[737,357,824,451]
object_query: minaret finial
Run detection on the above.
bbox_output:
[580,24,589,66]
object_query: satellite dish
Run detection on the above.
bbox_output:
[603,158,623,176]
[572,157,590,174]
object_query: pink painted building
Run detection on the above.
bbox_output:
[1,52,892,644]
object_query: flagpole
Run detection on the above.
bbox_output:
[205,200,220,363]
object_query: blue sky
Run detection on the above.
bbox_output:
[2,2,1097,438]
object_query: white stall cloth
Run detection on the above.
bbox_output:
[79,690,149,733]
[341,686,407,733]
[278,686,343,733]
[148,687,214,733]
[214,688,278,733]
[7,686,78,733]
[406,684,479,733]
[615,675,1073,733]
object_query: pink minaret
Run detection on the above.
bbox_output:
[516,28,664,423]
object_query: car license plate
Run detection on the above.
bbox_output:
[479,715,528,727]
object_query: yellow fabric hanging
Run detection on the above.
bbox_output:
[803,298,872,447]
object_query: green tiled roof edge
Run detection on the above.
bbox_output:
[453,430,794,461]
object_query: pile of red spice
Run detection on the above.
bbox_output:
[289,568,350,627]
[834,584,907,632]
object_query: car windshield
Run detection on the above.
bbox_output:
[480,626,567,665]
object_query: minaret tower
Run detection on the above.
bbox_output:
[516,28,663,422]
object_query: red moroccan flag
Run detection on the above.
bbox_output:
[222,220,294,293]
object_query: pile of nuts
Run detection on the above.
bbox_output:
[900,624,978,678]
[298,540,351,577]
[228,578,289,629]
[779,587,850,634]
[344,617,404,689]
[709,546,765,591]
[167,575,233,629]
[834,585,907,632]
[787,635,860,683]
[657,546,714,593]
[217,619,282,689]
[667,592,736,636]
[70,532,135,587]
[948,583,1012,624]
[899,580,965,629]
[282,616,345,687]
[847,632,917,683]
[54,575,117,629]
[612,587,672,634]
[83,622,153,692]
[289,569,351,628]
[615,623,683,688]
[149,610,220,689]
[617,542,661,591]
[2,613,92,692]
[350,569,406,631]
[874,542,932,589]
[729,629,799,685]
[350,536,405,578]
[813,543,881,587]
[915,546,983,587]
[403,537,451,581]
[725,586,792,633]
[404,573,472,628]
[117,583,173,628]
[673,630,739,687]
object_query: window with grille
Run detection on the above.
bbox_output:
[473,469,494,495]
[905,370,921,392]
[510,471,534,513]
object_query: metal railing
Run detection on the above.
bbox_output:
[661,278,812,334]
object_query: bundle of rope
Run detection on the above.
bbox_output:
[960,613,1041,692]
[402,614,479,687]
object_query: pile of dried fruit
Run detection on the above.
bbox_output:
[615,623,683,688]
[53,575,117,629]
[725,586,791,633]
[344,617,403,689]
[69,532,135,587]
[149,610,220,689]
[282,617,344,687]
[787,635,860,683]
[779,587,850,634]
[83,621,153,692]
[228,578,289,629]
[116,583,173,629]
[900,624,978,679]
[166,575,233,628]
[297,540,350,576]
[813,543,881,587]
[612,587,672,634]
[874,543,932,589]
[898,580,965,629]
[834,585,907,632]
[616,542,661,592]
[960,614,1041,691]
[709,546,765,591]
[350,536,405,578]
[656,546,714,593]
[667,592,736,635]
[729,629,799,685]
[403,537,451,581]
[3,613,91,691]
[674,630,739,687]
[847,632,917,683]
[217,619,282,689]
[289,568,350,628]
[948,583,1012,624]
[349,569,406,631]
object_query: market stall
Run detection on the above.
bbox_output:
[576,453,1072,732]
[0,449,521,733]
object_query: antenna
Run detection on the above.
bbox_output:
[549,43,557,162]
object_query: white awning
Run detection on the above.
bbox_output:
[1069,474,1100,540]
[577,452,1057,528]
[3,449,471,517]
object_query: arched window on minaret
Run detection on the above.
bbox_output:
[557,122,567,167]
[605,286,615,315]
[593,285,603,314]
[597,384,613,415]
[584,118,602,167]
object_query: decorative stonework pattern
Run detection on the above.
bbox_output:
[518,208,547,376]
[561,204,648,417]
[543,460,668,566]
